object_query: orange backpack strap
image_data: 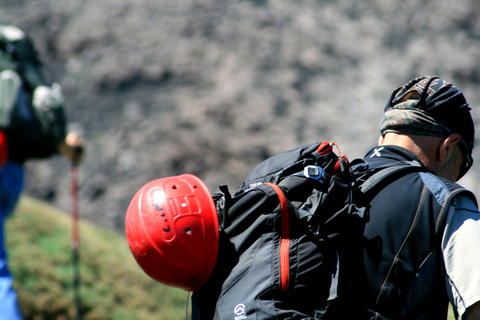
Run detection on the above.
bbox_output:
[264,182,290,292]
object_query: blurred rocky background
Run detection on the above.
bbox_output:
[2,0,480,234]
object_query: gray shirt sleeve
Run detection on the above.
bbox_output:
[442,194,480,317]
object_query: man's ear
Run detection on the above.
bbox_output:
[439,133,462,163]
[378,135,385,146]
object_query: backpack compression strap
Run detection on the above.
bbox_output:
[264,182,290,292]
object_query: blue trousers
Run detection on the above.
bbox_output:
[0,161,24,320]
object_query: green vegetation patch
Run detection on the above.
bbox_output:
[6,196,190,320]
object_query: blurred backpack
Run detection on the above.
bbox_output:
[0,25,67,162]
[191,141,426,320]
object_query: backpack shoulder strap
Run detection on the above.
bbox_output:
[357,160,427,195]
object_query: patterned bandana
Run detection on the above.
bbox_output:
[379,76,475,179]
[380,108,454,138]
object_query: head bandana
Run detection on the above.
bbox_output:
[380,76,475,179]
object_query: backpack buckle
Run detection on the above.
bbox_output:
[304,165,325,182]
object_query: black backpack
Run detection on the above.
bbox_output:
[0,25,67,159]
[191,141,426,320]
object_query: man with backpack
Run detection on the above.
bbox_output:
[361,76,480,319]
[0,25,84,319]
[125,75,480,320]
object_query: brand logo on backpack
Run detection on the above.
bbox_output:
[234,303,247,320]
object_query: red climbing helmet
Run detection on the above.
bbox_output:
[125,174,219,291]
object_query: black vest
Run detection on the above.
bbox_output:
[363,145,476,319]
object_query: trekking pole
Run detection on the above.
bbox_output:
[70,162,82,320]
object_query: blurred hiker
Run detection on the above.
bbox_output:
[0,25,84,319]
[362,76,480,319]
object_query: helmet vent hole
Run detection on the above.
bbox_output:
[192,185,197,188]
[190,278,197,283]
[185,227,192,235]
[172,185,177,189]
